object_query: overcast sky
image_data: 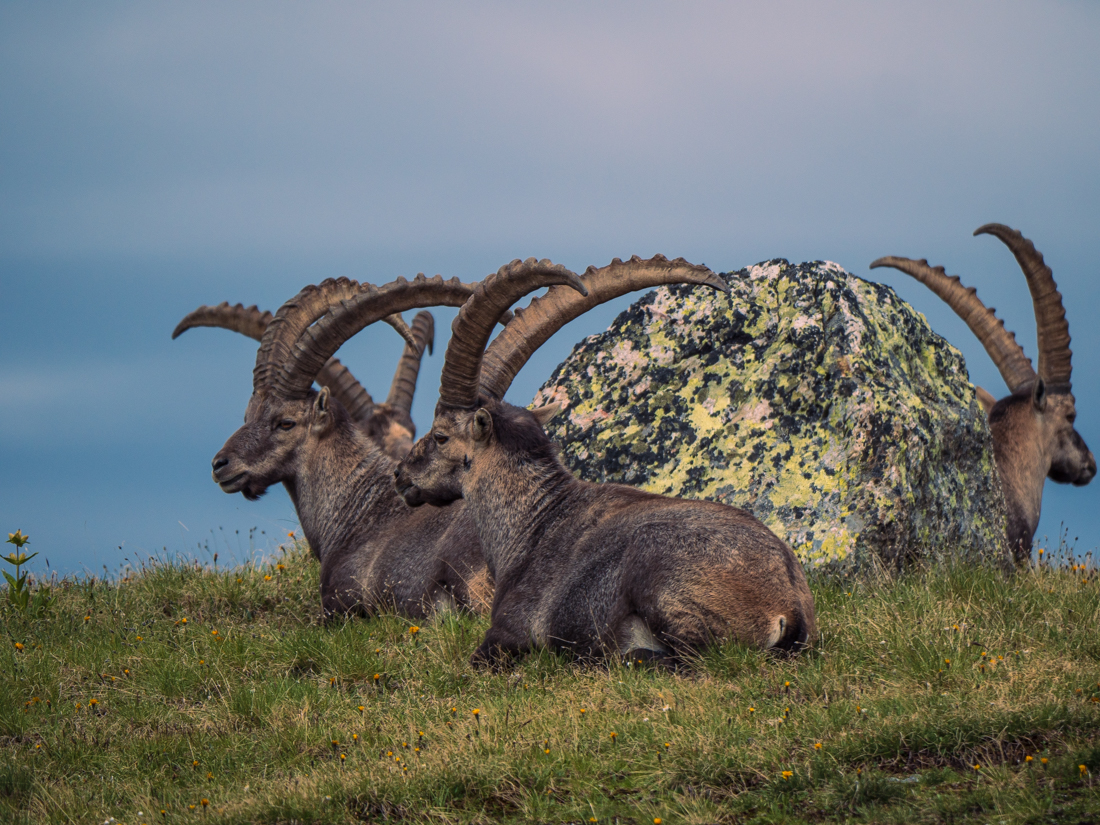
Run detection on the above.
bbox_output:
[2,2,1098,575]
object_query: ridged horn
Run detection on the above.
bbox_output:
[439,258,588,410]
[254,278,418,393]
[386,311,435,426]
[318,359,376,423]
[276,274,519,400]
[478,254,729,400]
[974,223,1072,389]
[870,255,1036,394]
[173,302,273,341]
[172,300,378,423]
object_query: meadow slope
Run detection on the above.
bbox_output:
[2,539,1099,824]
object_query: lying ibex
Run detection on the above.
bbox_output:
[872,224,1095,562]
[394,256,816,666]
[197,276,494,617]
[174,301,435,459]
[196,260,727,618]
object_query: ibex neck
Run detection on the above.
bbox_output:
[464,447,575,578]
[991,417,1046,556]
[287,426,403,564]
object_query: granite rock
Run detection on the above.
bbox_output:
[533,260,1008,569]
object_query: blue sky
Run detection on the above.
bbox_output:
[2,2,1098,576]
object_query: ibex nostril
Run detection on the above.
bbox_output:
[212,456,229,472]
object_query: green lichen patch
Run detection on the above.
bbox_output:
[535,260,1008,569]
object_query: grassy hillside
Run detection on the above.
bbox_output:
[2,538,1099,824]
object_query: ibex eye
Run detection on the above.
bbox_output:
[433,432,449,445]
[278,419,296,430]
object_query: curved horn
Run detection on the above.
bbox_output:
[870,255,1036,394]
[276,274,523,400]
[318,359,376,423]
[172,302,273,341]
[254,278,419,392]
[478,254,729,400]
[974,223,1072,388]
[439,259,588,409]
[386,310,435,424]
[173,300,379,422]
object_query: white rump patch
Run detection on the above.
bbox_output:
[622,614,669,654]
[766,615,787,648]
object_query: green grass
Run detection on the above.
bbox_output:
[2,541,1100,824]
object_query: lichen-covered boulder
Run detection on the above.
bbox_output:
[533,259,1008,569]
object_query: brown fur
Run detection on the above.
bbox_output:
[360,404,416,460]
[871,229,1095,565]
[395,400,816,667]
[987,383,1095,562]
[212,388,489,619]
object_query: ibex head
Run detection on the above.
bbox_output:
[174,300,435,462]
[204,275,495,501]
[396,255,729,506]
[213,386,345,500]
[872,224,1095,560]
[398,398,561,507]
[202,279,389,500]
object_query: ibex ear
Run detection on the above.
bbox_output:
[976,386,996,416]
[472,408,493,443]
[530,402,562,427]
[311,386,333,434]
[1032,378,1047,413]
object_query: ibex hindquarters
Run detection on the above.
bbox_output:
[519,491,815,662]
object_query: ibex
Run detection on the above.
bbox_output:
[872,224,1095,563]
[394,256,817,667]
[189,276,496,617]
[189,260,727,619]
[174,301,435,459]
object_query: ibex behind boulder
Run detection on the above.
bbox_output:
[395,256,816,666]
[872,224,1095,562]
